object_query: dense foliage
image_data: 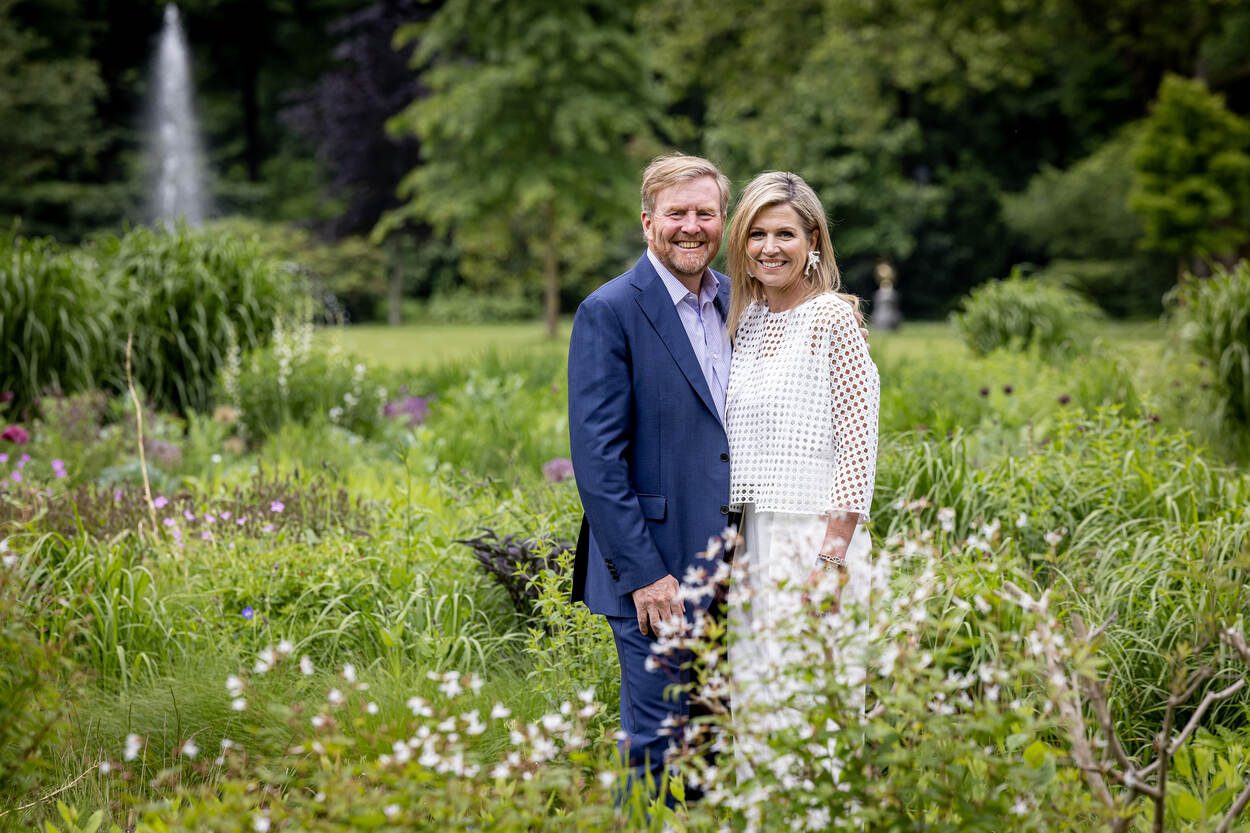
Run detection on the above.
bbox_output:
[1,226,297,416]
[4,0,1248,318]
[1174,260,1250,427]
[950,270,1104,359]
[1131,75,1250,270]
[3,320,1250,829]
[0,234,115,415]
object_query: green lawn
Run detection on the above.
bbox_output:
[324,317,1167,372]
[317,320,570,369]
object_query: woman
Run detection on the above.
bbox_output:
[723,171,880,721]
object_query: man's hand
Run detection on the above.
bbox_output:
[632,575,684,636]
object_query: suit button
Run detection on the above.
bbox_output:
[719,452,729,462]
[720,504,729,515]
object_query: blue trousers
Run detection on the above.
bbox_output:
[606,615,693,802]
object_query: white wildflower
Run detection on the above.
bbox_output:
[252,814,271,833]
[299,655,314,676]
[407,696,432,717]
[490,702,511,720]
[123,733,143,761]
[342,663,356,683]
[180,739,198,759]
[231,697,247,712]
[327,688,343,706]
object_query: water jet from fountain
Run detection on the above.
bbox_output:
[148,3,209,226]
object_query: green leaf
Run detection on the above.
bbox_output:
[1022,740,1049,767]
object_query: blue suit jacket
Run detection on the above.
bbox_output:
[568,253,732,617]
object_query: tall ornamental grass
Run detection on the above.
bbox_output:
[0,235,116,414]
[1174,260,1250,426]
[94,225,299,414]
[951,268,1103,359]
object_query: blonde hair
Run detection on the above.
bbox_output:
[640,153,731,217]
[726,171,857,337]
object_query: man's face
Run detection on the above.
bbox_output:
[642,176,724,281]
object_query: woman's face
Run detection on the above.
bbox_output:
[745,203,814,295]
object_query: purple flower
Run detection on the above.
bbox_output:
[113,488,123,502]
[236,517,246,526]
[51,459,67,478]
[153,496,169,509]
[183,510,195,521]
[270,500,285,513]
[201,530,213,541]
[9,470,20,483]
[204,513,216,524]
[0,425,28,445]
[542,457,575,483]
[0,453,7,464]
[242,606,254,620]
[162,517,176,527]
[262,524,274,533]
[383,396,431,427]
[220,511,232,520]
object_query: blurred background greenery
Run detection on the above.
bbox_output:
[3,0,1248,331]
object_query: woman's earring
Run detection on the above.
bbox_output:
[805,249,821,277]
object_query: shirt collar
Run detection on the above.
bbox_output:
[647,248,720,307]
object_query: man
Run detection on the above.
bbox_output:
[568,153,734,800]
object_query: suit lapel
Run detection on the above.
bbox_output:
[630,256,721,421]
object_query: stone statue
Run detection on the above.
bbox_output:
[872,260,901,331]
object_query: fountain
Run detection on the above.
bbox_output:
[148,4,209,225]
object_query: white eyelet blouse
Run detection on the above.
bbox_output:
[726,292,880,519]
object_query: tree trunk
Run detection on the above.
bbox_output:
[543,203,560,339]
[388,261,403,326]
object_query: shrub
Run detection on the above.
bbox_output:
[223,319,389,442]
[422,286,539,324]
[1174,260,1250,426]
[951,268,1103,359]
[0,544,71,804]
[0,234,116,415]
[94,224,299,414]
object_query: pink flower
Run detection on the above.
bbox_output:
[153,496,169,509]
[0,453,7,464]
[9,470,20,483]
[270,500,285,513]
[0,425,29,445]
[542,458,575,483]
[51,459,67,478]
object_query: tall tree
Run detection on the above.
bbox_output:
[384,0,663,337]
[1130,74,1250,273]
[282,0,425,238]
[0,0,109,236]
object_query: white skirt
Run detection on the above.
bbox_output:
[728,506,872,735]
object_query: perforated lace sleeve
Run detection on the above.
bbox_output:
[823,300,879,520]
